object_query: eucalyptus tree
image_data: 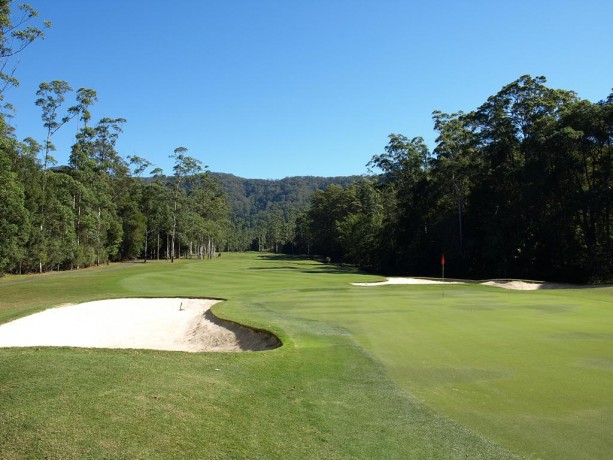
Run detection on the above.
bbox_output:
[14,136,42,271]
[0,1,49,273]
[128,155,152,260]
[75,88,97,129]
[306,184,363,261]
[34,81,81,271]
[187,171,230,258]
[432,110,477,259]
[0,121,28,274]
[335,179,384,269]
[368,135,433,273]
[466,75,578,278]
[35,81,79,178]
[0,1,50,102]
[169,147,202,262]
[543,94,613,280]
[142,169,173,260]
[69,116,127,266]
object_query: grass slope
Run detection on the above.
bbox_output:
[1,253,611,458]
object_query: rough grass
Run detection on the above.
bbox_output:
[1,253,611,458]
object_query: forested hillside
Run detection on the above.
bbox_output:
[303,76,612,283]
[212,173,360,252]
[212,173,360,221]
[0,2,610,283]
[0,3,231,273]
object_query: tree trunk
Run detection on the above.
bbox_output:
[96,207,101,266]
[171,196,177,263]
[144,228,148,263]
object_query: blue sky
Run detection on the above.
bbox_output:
[7,0,613,179]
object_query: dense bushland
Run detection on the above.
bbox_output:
[301,76,612,283]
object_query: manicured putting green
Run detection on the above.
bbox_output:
[1,253,611,458]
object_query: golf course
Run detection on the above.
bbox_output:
[0,253,611,459]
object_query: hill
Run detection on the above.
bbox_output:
[211,172,362,222]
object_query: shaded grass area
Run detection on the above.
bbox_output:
[1,253,611,458]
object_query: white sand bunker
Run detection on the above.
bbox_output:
[0,298,280,352]
[480,280,579,290]
[353,277,579,290]
[481,280,543,290]
[353,277,464,286]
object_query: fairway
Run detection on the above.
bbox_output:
[1,253,611,459]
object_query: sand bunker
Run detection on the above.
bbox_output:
[353,277,582,290]
[352,277,464,286]
[0,298,280,352]
[480,280,583,290]
[481,280,543,290]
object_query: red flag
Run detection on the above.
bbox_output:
[441,254,445,266]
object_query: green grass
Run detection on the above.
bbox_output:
[1,253,611,459]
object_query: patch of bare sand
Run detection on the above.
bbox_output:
[481,280,542,290]
[480,280,583,290]
[353,278,587,290]
[352,277,464,286]
[0,298,280,352]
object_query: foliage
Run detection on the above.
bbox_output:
[0,0,608,282]
[212,172,360,253]
[304,76,612,282]
[0,0,50,103]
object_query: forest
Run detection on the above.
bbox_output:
[0,2,611,282]
[302,76,612,282]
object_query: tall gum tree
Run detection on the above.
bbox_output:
[170,147,202,262]
[34,81,81,272]
[0,1,50,103]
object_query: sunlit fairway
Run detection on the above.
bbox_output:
[1,253,611,459]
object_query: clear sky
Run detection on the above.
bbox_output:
[6,0,613,179]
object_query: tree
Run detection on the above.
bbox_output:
[34,81,83,271]
[142,173,173,260]
[335,180,384,268]
[465,75,577,278]
[35,81,78,177]
[0,120,28,274]
[69,116,127,266]
[75,88,97,129]
[367,135,434,274]
[0,1,50,102]
[169,147,202,262]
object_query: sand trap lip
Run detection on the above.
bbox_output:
[352,277,464,286]
[481,280,543,290]
[353,277,591,290]
[480,280,589,290]
[0,298,280,352]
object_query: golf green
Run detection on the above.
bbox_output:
[1,253,611,459]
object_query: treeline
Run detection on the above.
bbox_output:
[301,76,612,283]
[0,90,230,274]
[1,3,610,281]
[0,2,230,274]
[213,173,359,252]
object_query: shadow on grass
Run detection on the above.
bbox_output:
[203,309,282,351]
[253,253,363,275]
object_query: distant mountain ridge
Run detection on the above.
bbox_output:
[210,172,362,221]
